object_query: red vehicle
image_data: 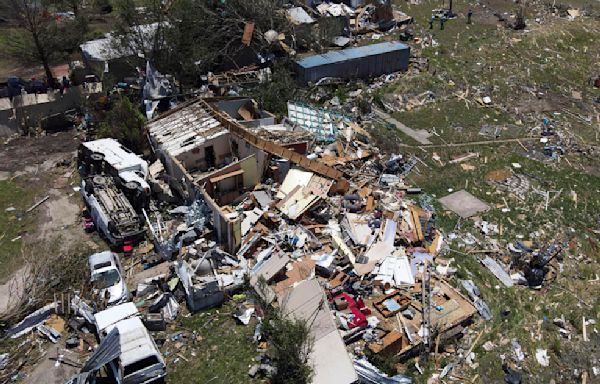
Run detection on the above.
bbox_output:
[122,240,134,254]
[83,215,95,232]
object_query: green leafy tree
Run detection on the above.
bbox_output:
[249,61,297,117]
[111,0,291,89]
[169,0,289,84]
[263,315,314,384]
[4,0,60,86]
[255,277,314,384]
[97,96,147,154]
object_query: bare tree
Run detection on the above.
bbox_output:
[110,0,291,88]
[6,0,58,87]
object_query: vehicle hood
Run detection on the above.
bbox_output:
[100,281,127,304]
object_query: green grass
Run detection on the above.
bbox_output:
[0,180,37,283]
[375,0,600,147]
[401,142,600,382]
[166,303,262,384]
[392,100,517,144]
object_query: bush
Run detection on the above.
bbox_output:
[249,61,297,118]
[255,278,314,384]
[97,95,147,154]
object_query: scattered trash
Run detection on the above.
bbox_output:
[535,348,550,367]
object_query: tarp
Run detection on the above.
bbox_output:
[287,7,316,24]
[143,61,173,120]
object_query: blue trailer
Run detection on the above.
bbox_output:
[295,41,410,84]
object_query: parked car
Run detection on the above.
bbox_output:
[88,251,130,306]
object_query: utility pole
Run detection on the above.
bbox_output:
[421,260,432,361]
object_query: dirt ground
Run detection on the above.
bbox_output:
[23,341,81,384]
[0,131,85,315]
[0,266,29,314]
[0,131,84,243]
[0,131,95,384]
[0,131,80,173]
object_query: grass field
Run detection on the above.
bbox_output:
[0,180,37,283]
[377,0,600,145]
[363,1,600,382]
[166,302,263,384]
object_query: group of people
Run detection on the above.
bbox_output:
[428,9,473,30]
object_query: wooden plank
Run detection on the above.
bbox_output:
[366,196,375,212]
[204,99,344,180]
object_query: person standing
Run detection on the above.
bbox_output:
[429,15,435,29]
[440,15,446,30]
[467,9,473,24]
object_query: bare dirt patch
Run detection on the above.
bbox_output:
[0,131,79,173]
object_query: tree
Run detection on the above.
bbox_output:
[52,0,83,15]
[97,95,148,154]
[255,277,314,384]
[3,0,88,87]
[163,0,290,85]
[67,0,80,14]
[110,0,292,89]
[110,0,168,68]
[5,0,59,86]
[249,61,297,117]
[264,315,314,384]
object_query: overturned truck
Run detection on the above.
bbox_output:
[81,175,145,245]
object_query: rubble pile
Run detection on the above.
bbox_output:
[2,0,600,382]
[0,94,501,384]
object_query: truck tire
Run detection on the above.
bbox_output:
[124,181,140,191]
[90,153,104,162]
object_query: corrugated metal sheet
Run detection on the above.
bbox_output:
[295,42,410,84]
[81,327,121,372]
[481,256,514,287]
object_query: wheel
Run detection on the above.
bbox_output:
[124,181,140,190]
[90,152,104,162]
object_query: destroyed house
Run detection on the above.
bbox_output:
[147,98,270,252]
[295,41,410,84]
[80,22,163,79]
[147,97,344,253]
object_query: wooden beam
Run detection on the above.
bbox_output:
[204,100,344,180]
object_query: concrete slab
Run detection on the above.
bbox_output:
[373,107,432,145]
[438,190,490,218]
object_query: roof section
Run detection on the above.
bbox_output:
[147,99,229,157]
[80,23,162,62]
[296,41,409,69]
[94,302,139,334]
[279,279,358,384]
[114,317,158,365]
